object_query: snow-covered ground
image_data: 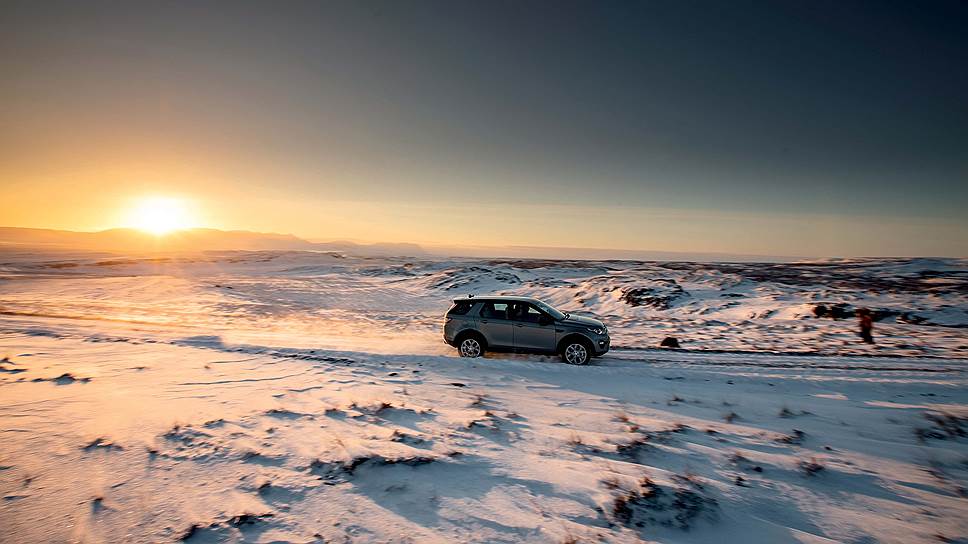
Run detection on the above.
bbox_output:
[1,250,966,542]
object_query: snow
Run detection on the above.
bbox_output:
[1,250,966,543]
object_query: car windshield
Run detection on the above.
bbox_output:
[532,300,566,320]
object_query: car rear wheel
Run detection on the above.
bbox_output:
[561,340,590,365]
[458,337,483,358]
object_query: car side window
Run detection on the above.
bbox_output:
[448,301,474,316]
[480,302,509,320]
[516,303,545,324]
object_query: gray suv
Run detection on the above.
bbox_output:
[443,295,610,365]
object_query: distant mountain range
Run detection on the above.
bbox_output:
[0,227,425,256]
[0,226,804,262]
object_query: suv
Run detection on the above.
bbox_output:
[443,295,609,365]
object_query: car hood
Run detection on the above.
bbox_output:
[560,314,605,329]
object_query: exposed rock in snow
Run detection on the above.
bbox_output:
[620,279,688,309]
[660,336,681,348]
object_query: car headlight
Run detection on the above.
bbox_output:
[588,326,606,335]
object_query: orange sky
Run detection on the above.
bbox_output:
[3,173,965,257]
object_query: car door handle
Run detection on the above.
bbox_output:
[480,319,489,324]
[555,329,564,333]
[514,324,524,327]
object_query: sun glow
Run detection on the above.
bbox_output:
[125,197,194,235]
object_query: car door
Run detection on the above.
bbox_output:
[478,301,514,348]
[511,302,557,352]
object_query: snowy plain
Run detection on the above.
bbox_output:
[0,250,966,543]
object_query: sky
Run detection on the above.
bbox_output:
[1,0,966,257]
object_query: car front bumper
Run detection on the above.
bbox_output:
[593,336,610,355]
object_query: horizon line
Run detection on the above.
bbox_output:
[2,224,966,261]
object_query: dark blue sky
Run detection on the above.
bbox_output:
[2,1,966,255]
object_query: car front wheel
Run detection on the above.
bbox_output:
[561,340,590,365]
[458,337,483,358]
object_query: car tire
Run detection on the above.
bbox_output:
[457,334,485,358]
[560,338,591,365]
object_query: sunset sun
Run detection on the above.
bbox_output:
[125,197,194,235]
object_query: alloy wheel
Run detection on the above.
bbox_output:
[459,338,482,357]
[564,343,588,365]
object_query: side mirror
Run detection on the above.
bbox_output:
[538,315,552,326]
